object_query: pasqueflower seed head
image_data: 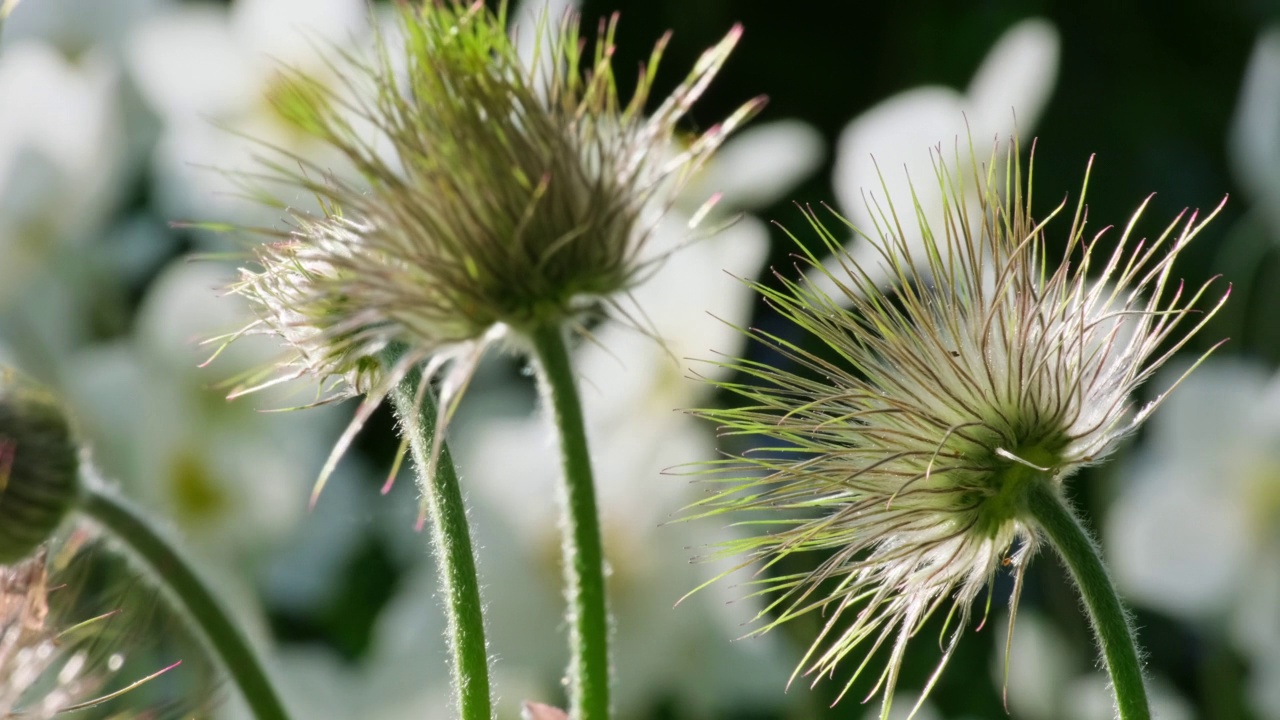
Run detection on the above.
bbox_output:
[214,0,759,513]
[688,138,1228,717]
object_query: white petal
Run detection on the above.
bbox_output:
[456,414,558,538]
[817,22,1059,299]
[135,260,251,374]
[231,0,369,64]
[1230,27,1280,232]
[132,259,318,405]
[1244,643,1280,720]
[260,463,373,614]
[1062,674,1193,720]
[965,18,1060,136]
[1106,466,1249,617]
[831,85,968,223]
[570,211,769,422]
[61,342,147,481]
[1228,549,1280,661]
[270,646,363,720]
[1,0,162,56]
[632,213,769,373]
[147,119,288,236]
[128,6,257,119]
[693,119,825,210]
[1145,359,1270,478]
[996,610,1078,720]
[0,41,122,239]
[823,86,967,292]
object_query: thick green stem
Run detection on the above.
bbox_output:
[529,324,610,720]
[389,368,493,720]
[1026,481,1150,720]
[79,483,290,720]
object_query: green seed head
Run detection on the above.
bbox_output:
[0,368,80,563]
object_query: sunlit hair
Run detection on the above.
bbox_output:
[687,137,1227,717]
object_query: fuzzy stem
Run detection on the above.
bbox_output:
[389,369,493,720]
[529,323,611,720]
[1026,481,1150,720]
[79,482,290,720]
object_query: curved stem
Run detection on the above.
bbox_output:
[389,368,493,720]
[79,482,290,720]
[529,324,610,720]
[1026,481,1150,720]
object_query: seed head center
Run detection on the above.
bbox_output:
[977,443,1064,535]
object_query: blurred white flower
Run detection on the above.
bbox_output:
[1106,358,1280,717]
[0,0,165,57]
[996,610,1078,720]
[994,607,1196,720]
[1060,675,1194,720]
[0,39,125,363]
[1230,26,1280,239]
[813,17,1059,294]
[62,261,340,565]
[1,0,168,57]
[127,0,372,234]
[51,261,365,714]
[220,639,454,720]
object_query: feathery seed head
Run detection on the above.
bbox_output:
[215,0,758,514]
[1,541,201,718]
[0,368,81,564]
[689,138,1228,717]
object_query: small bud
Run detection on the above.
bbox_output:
[0,368,81,564]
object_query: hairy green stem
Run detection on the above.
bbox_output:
[1026,481,1150,720]
[389,367,493,720]
[79,482,290,720]
[530,323,610,720]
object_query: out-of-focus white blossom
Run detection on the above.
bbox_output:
[991,608,1194,720]
[1,0,165,57]
[0,45,122,232]
[1060,675,1194,720]
[996,609,1078,720]
[1231,27,1280,239]
[0,39,125,366]
[814,17,1059,295]
[0,0,18,25]
[127,0,372,233]
[1106,359,1280,717]
[219,636,455,720]
[63,261,339,565]
[51,261,358,719]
